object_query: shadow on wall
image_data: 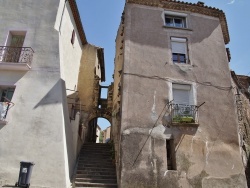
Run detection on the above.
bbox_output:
[33,79,63,109]
[32,78,77,182]
[129,7,220,47]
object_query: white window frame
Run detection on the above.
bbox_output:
[169,82,197,106]
[171,37,188,64]
[164,11,188,28]
[1,31,26,63]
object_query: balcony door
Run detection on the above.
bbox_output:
[3,32,25,63]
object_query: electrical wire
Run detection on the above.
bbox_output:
[132,100,173,167]
[123,72,232,91]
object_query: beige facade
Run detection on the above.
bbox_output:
[112,1,247,187]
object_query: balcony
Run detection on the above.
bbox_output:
[0,46,34,70]
[0,102,10,125]
[170,104,199,126]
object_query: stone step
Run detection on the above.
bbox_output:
[74,143,117,188]
[77,167,116,172]
[78,163,115,168]
[75,178,117,184]
[78,159,113,163]
[75,182,117,188]
[76,171,116,176]
[76,174,117,179]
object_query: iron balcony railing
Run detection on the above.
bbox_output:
[171,104,198,124]
[0,46,34,65]
[0,102,10,121]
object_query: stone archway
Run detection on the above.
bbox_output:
[88,108,112,123]
[86,108,112,143]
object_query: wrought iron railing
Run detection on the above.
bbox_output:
[171,104,198,124]
[0,102,10,121]
[0,46,34,65]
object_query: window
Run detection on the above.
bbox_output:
[172,83,197,123]
[165,16,186,28]
[166,139,176,170]
[172,83,191,105]
[71,30,75,45]
[0,87,14,122]
[3,31,26,63]
[171,37,188,64]
[0,87,15,102]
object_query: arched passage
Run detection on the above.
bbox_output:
[86,108,112,143]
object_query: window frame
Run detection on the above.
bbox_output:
[171,37,189,64]
[165,15,186,28]
[163,11,188,29]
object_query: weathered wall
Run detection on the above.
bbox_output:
[112,20,125,185]
[117,4,246,187]
[0,0,83,187]
[78,44,100,112]
[231,74,250,187]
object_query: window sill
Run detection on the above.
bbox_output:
[163,26,193,31]
[0,62,31,71]
[171,122,199,127]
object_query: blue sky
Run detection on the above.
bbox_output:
[76,0,250,129]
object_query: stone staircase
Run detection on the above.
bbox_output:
[74,143,117,188]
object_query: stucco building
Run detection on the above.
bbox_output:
[112,0,247,187]
[0,0,107,187]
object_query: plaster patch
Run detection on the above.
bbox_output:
[151,91,158,121]
[123,129,130,135]
[191,135,196,155]
[232,164,234,169]
[122,127,148,135]
[164,170,169,176]
[206,141,210,165]
[149,124,171,139]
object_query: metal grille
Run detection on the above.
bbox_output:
[171,104,198,123]
[0,46,34,65]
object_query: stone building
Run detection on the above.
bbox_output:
[231,71,250,187]
[0,0,106,187]
[112,0,247,187]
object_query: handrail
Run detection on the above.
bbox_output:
[171,103,198,123]
[0,46,34,65]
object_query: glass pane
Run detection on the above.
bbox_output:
[174,18,183,28]
[165,17,174,27]
[179,54,186,63]
[172,53,178,62]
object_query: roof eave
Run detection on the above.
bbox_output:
[68,0,88,45]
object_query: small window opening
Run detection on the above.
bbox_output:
[0,88,15,102]
[166,139,176,170]
[165,16,186,28]
[71,30,75,45]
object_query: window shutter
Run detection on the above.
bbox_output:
[172,84,190,105]
[171,38,187,54]
[173,89,190,104]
